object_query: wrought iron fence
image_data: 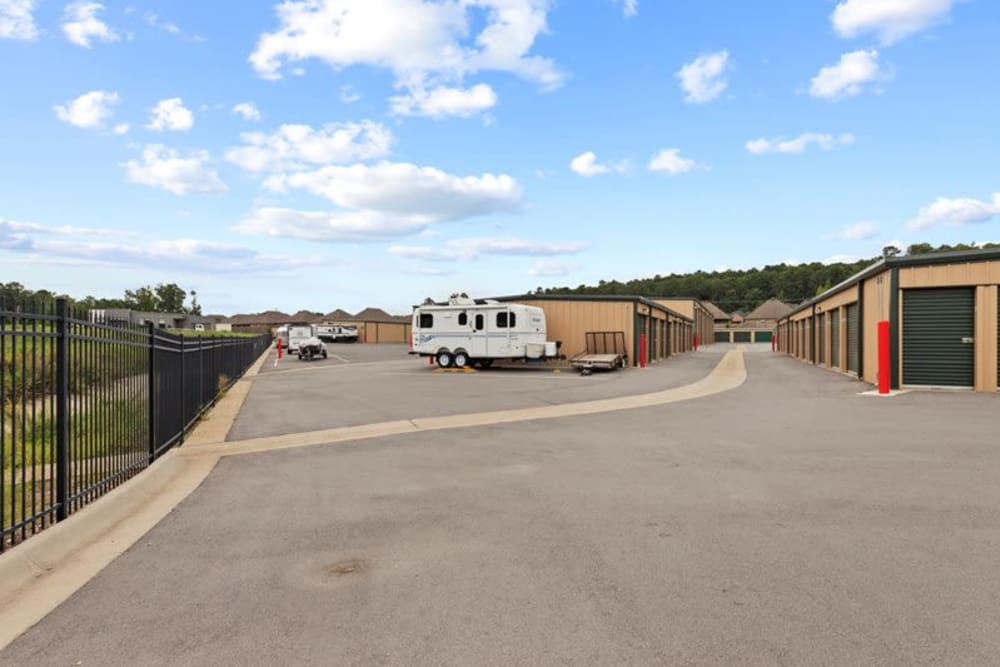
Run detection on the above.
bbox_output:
[1,298,270,552]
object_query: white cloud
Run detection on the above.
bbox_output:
[340,85,362,104]
[62,1,119,48]
[112,123,129,135]
[53,90,119,129]
[389,237,586,261]
[907,193,1000,231]
[237,162,521,242]
[809,49,886,99]
[0,0,38,40]
[232,102,262,122]
[832,0,955,44]
[390,83,498,118]
[823,253,865,265]
[837,221,879,240]
[746,132,855,155]
[529,260,579,277]
[648,148,697,174]
[615,0,638,17]
[225,121,393,172]
[676,50,729,103]
[123,145,228,196]
[569,151,626,177]
[249,0,564,113]
[146,98,194,132]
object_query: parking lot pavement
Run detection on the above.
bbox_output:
[227,345,729,441]
[5,349,1000,666]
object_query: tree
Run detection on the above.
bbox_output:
[188,289,202,316]
[154,283,187,313]
[124,286,159,311]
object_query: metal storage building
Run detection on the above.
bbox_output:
[777,248,1000,393]
[653,298,716,346]
[494,295,695,366]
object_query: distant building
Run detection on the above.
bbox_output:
[89,309,218,330]
[744,298,795,329]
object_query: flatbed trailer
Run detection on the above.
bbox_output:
[571,331,628,375]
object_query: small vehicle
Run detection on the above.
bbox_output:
[286,325,316,354]
[297,336,328,361]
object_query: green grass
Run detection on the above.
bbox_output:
[166,328,260,338]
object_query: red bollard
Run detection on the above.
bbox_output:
[694,334,699,352]
[877,320,890,394]
[639,333,647,368]
[772,335,776,352]
[276,337,283,359]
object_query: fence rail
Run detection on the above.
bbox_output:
[1,298,270,552]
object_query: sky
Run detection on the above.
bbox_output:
[1,0,999,316]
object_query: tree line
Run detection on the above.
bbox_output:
[535,242,1000,314]
[0,282,202,315]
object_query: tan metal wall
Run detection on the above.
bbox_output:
[656,299,714,346]
[516,300,633,360]
[331,320,411,344]
[862,269,891,385]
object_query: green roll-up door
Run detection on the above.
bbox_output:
[830,310,840,368]
[714,330,729,343]
[902,288,975,387]
[846,303,859,373]
[817,313,826,365]
[755,330,772,343]
[734,331,751,343]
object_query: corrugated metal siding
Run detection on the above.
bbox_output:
[714,331,729,343]
[830,310,840,368]
[902,288,975,387]
[846,303,859,373]
[734,331,751,343]
[817,313,826,365]
[518,300,633,360]
[755,331,772,343]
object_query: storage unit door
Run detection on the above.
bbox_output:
[734,331,751,343]
[830,310,840,369]
[714,330,729,343]
[817,314,826,365]
[902,287,975,387]
[997,290,999,388]
[846,303,859,373]
[755,330,772,343]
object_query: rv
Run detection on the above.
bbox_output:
[315,324,359,343]
[411,295,559,368]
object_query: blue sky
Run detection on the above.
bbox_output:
[1,0,998,315]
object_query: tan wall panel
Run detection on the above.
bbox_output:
[899,260,1000,288]
[839,306,848,372]
[862,270,891,384]
[519,300,633,359]
[975,285,999,392]
[816,285,860,312]
[655,299,694,318]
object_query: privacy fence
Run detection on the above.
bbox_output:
[1,298,270,552]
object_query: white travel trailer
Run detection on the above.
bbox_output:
[411,295,559,368]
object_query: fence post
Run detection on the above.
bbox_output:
[55,298,70,521]
[147,322,156,463]
[179,333,185,444]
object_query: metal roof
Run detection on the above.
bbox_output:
[492,293,693,322]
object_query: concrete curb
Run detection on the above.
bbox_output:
[0,344,273,651]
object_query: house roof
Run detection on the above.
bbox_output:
[353,307,397,323]
[325,309,354,321]
[701,301,729,319]
[745,298,794,321]
[290,310,323,323]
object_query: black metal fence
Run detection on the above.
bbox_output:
[1,298,270,552]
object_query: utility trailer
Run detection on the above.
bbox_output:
[571,331,628,375]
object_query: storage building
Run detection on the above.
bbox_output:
[326,307,412,344]
[652,298,716,346]
[777,248,1000,392]
[494,295,695,366]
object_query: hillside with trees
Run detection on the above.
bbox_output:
[0,282,201,314]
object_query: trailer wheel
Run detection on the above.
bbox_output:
[321,350,328,359]
[453,351,469,368]
[436,351,453,368]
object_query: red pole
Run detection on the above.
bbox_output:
[639,333,647,368]
[276,337,283,359]
[877,320,890,394]
[694,334,699,352]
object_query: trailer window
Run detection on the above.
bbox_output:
[496,312,516,328]
[458,312,468,326]
[475,314,484,330]
[419,313,433,328]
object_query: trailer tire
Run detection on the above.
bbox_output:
[453,351,469,368]
[436,351,453,368]
[321,350,328,359]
